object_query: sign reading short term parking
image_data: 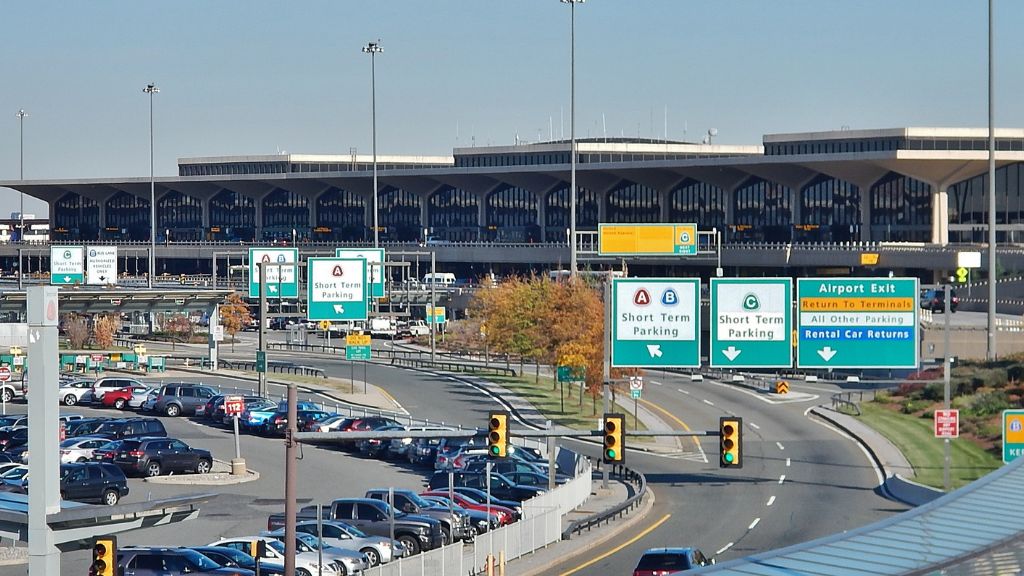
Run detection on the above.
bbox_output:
[710,278,792,368]
[336,248,385,299]
[248,248,298,298]
[306,257,368,321]
[612,278,700,368]
[50,245,85,285]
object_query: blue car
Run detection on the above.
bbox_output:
[241,401,320,434]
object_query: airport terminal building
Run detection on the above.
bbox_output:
[5,127,1024,247]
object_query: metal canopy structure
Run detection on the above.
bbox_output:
[695,457,1024,576]
[0,289,230,315]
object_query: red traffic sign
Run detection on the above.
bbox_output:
[224,395,245,416]
[90,354,104,362]
[934,409,959,439]
[0,367,10,383]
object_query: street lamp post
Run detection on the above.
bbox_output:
[15,110,27,242]
[986,0,997,360]
[561,0,584,276]
[143,83,159,289]
[363,40,383,248]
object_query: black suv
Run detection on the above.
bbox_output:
[59,462,129,505]
[91,417,167,440]
[265,409,333,436]
[113,437,213,477]
[117,547,240,575]
[920,288,959,313]
[427,470,545,502]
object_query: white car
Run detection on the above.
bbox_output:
[59,437,109,463]
[128,388,157,410]
[208,537,341,576]
[291,520,401,566]
[58,380,94,406]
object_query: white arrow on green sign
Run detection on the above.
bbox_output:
[612,278,700,368]
[710,278,792,368]
[50,245,85,285]
[248,247,299,298]
[796,277,919,369]
[307,257,368,321]
[336,247,385,299]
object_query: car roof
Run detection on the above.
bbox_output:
[642,547,695,555]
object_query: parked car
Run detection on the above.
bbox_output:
[332,417,403,449]
[65,418,109,438]
[117,547,249,576]
[189,546,284,575]
[427,471,544,502]
[58,379,95,406]
[241,401,319,433]
[59,462,129,505]
[208,536,340,576]
[222,398,275,427]
[406,437,445,467]
[260,529,371,574]
[365,488,474,543]
[357,425,406,458]
[920,288,959,313]
[462,456,571,484]
[60,436,110,463]
[419,495,497,534]
[388,427,453,461]
[90,376,144,404]
[264,409,333,437]
[289,520,401,567]
[0,428,28,452]
[113,437,213,477]
[632,547,714,575]
[101,386,152,410]
[91,417,167,440]
[153,383,218,416]
[89,440,123,463]
[434,436,488,470]
[420,489,515,525]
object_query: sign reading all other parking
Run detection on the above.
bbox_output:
[86,246,118,286]
[50,245,85,285]
[248,247,298,298]
[612,278,700,368]
[307,257,368,321]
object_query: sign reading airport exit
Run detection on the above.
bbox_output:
[796,278,918,369]
[306,257,368,321]
[710,278,792,368]
[612,278,700,368]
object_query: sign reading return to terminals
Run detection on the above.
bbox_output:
[710,278,792,368]
[50,245,85,285]
[612,278,700,368]
[248,247,298,299]
[598,223,698,256]
[306,257,368,321]
[86,246,118,286]
[336,248,385,299]
[796,277,918,369]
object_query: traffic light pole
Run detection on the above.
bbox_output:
[943,285,952,492]
[258,262,267,398]
[602,273,612,489]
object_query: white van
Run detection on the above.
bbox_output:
[422,273,457,286]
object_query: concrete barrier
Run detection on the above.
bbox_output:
[884,474,944,507]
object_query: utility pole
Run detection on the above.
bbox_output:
[258,263,267,397]
[284,382,298,576]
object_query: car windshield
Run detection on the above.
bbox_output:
[98,441,121,451]
[93,422,122,434]
[636,553,690,570]
[406,492,433,508]
[268,540,285,554]
[214,548,254,569]
[294,533,319,551]
[339,523,367,538]
[181,550,221,570]
[3,467,27,480]
[0,417,21,428]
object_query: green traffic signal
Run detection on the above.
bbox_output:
[724,452,734,463]
[490,446,500,455]
[605,449,616,459]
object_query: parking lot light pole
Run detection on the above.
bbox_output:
[143,83,159,289]
[363,40,383,248]
[561,0,584,276]
[16,109,27,242]
[284,382,298,576]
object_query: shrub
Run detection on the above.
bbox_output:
[873,391,891,403]
[901,400,926,414]
[967,391,1011,417]
[1007,363,1024,382]
[921,383,945,402]
[897,382,926,398]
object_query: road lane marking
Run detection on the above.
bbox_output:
[677,388,690,395]
[651,380,663,386]
[638,398,708,462]
[748,517,760,530]
[749,422,760,430]
[558,513,672,576]
[778,475,786,484]
[716,542,734,555]
[786,458,791,467]
[702,399,714,406]
[776,442,785,450]
[766,496,776,506]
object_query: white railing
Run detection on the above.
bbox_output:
[523,456,592,518]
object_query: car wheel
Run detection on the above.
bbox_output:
[0,389,13,403]
[440,527,450,546]
[102,489,119,506]
[362,547,381,567]
[165,404,181,417]
[296,569,311,576]
[145,461,162,477]
[63,394,77,406]
[76,457,87,463]
[114,398,126,410]
[398,535,420,556]
[335,563,348,576]
[196,459,212,474]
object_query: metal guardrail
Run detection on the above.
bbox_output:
[218,359,326,379]
[561,464,646,540]
[265,342,519,377]
[831,392,862,416]
[389,356,517,377]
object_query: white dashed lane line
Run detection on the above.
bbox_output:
[677,389,690,395]
[766,496,776,507]
[786,458,791,467]
[778,475,786,484]
[749,422,760,430]
[716,543,734,555]
[776,442,785,450]
[702,399,714,406]
[651,380,663,386]
[748,518,761,530]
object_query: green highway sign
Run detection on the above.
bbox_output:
[336,247,385,299]
[1004,410,1024,463]
[612,278,700,368]
[256,351,266,373]
[346,345,372,361]
[796,277,919,369]
[426,305,447,325]
[248,247,299,298]
[557,365,586,383]
[50,245,85,285]
[710,278,792,368]
[307,257,368,321]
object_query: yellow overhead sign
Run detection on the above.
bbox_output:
[346,333,371,346]
[598,224,697,256]
[860,253,880,266]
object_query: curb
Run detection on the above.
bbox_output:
[518,486,657,576]
[143,459,260,486]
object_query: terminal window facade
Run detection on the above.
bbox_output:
[870,172,931,242]
[733,177,793,242]
[316,187,365,242]
[105,192,151,241]
[262,188,309,241]
[379,186,421,242]
[486,185,539,242]
[606,181,659,223]
[53,193,100,241]
[157,191,203,240]
[545,185,598,242]
[669,180,725,230]
[798,175,861,242]
[209,189,255,242]
[428,187,478,241]
[948,162,1024,243]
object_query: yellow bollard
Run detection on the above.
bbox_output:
[499,550,506,576]
[485,554,494,576]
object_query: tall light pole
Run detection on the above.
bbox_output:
[363,40,383,248]
[561,0,584,276]
[143,83,159,289]
[987,0,997,360]
[15,109,27,241]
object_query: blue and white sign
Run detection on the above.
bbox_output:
[50,245,85,285]
[248,248,299,298]
[335,248,385,299]
[86,246,118,286]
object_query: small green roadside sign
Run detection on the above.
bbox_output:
[557,365,586,383]
[256,351,266,373]
[710,278,792,368]
[1003,409,1024,463]
[612,278,701,368]
[346,345,372,361]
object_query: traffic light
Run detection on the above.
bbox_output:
[719,417,742,468]
[91,535,116,576]
[603,413,625,464]
[250,539,267,558]
[488,411,509,458]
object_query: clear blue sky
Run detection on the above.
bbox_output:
[2,0,1023,216]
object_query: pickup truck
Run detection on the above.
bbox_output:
[365,488,474,543]
[268,497,444,556]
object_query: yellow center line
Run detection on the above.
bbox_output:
[638,397,702,450]
[558,513,672,576]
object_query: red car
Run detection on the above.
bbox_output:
[420,490,515,526]
[101,386,148,410]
